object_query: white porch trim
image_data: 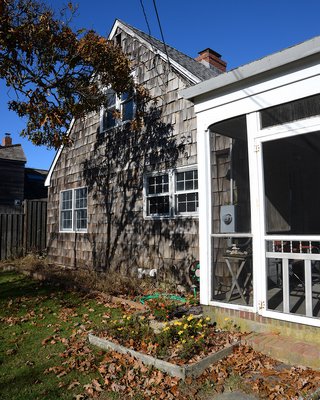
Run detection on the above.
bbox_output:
[184,35,320,327]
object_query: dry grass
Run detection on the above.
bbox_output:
[0,254,158,298]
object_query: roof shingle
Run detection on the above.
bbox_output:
[118,20,221,82]
[0,144,27,162]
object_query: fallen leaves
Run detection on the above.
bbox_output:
[84,379,103,397]
[67,380,80,390]
[93,351,182,399]
[6,348,17,355]
[204,345,320,399]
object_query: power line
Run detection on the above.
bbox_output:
[152,0,171,69]
[139,0,152,36]
[137,0,170,91]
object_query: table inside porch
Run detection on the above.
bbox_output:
[223,254,252,305]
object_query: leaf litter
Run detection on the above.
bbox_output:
[2,274,320,399]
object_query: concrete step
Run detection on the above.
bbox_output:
[243,332,320,370]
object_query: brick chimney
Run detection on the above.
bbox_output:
[2,133,12,147]
[196,48,227,72]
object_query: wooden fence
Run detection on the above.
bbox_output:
[0,199,47,260]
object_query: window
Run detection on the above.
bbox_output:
[102,89,135,131]
[145,168,198,217]
[60,188,87,232]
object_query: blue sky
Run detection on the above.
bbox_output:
[2,0,320,170]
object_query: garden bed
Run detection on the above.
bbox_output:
[88,333,237,379]
[89,310,245,379]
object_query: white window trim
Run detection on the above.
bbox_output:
[60,187,88,233]
[143,166,199,219]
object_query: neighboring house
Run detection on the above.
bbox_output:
[24,168,48,200]
[182,36,320,333]
[0,134,48,214]
[0,133,27,213]
[45,19,226,281]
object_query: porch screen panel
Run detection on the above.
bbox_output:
[261,94,320,129]
[263,132,320,236]
[210,115,253,306]
[263,131,320,318]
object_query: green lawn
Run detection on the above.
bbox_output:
[0,271,121,400]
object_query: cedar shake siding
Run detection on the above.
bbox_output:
[46,20,222,282]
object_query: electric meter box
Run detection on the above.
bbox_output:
[220,205,236,233]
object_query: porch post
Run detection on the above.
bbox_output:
[246,112,265,312]
[197,126,212,305]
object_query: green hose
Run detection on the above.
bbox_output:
[139,293,186,305]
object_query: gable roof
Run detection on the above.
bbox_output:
[110,20,221,84]
[0,144,26,163]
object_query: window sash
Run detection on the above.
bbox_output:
[61,210,72,230]
[147,174,169,195]
[147,195,170,215]
[176,192,199,214]
[176,170,198,192]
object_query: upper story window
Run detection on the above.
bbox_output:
[60,187,88,232]
[144,167,198,218]
[260,94,320,129]
[102,89,135,131]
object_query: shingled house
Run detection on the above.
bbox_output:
[45,19,226,281]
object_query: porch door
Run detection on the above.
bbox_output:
[259,131,320,320]
[210,116,253,307]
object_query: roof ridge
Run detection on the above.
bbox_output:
[0,143,22,148]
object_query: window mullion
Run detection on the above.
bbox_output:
[169,170,175,217]
[99,106,104,133]
[72,189,75,232]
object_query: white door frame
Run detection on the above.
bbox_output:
[252,114,320,327]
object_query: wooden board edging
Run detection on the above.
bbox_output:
[88,333,236,380]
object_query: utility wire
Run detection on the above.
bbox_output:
[138,0,169,92]
[152,0,171,69]
[139,0,152,36]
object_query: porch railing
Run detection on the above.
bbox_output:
[266,235,320,318]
